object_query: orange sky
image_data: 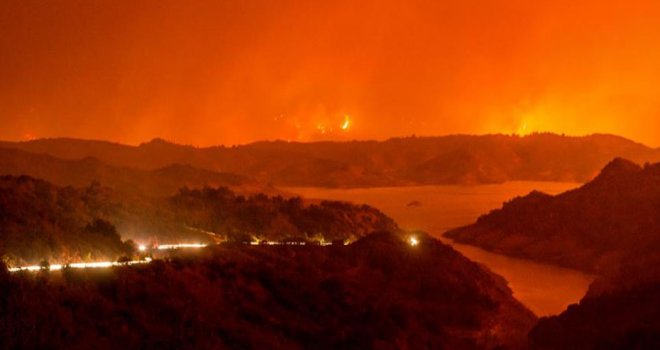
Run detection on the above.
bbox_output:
[1,0,659,146]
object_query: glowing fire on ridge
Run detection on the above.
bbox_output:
[341,115,351,131]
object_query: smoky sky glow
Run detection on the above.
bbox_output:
[1,0,659,146]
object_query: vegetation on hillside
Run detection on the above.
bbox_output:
[170,187,398,243]
[0,176,134,265]
[0,175,397,265]
[0,232,536,349]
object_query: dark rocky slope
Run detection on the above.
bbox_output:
[0,232,536,349]
[445,158,660,272]
[529,250,660,349]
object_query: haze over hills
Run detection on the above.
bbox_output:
[0,232,536,349]
[0,147,269,197]
[1,133,659,187]
[445,158,660,273]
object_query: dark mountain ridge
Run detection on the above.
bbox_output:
[0,147,267,197]
[2,133,658,187]
[445,158,660,273]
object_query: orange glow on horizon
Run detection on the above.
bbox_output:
[0,1,659,146]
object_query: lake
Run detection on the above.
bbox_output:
[285,182,595,316]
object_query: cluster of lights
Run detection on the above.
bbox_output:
[248,240,339,246]
[8,238,353,273]
[249,241,308,246]
[156,243,207,250]
[137,243,207,251]
[8,257,152,273]
[7,241,210,273]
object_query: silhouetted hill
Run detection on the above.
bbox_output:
[445,158,660,272]
[169,187,398,243]
[0,176,397,265]
[2,133,658,186]
[0,232,536,349]
[529,251,660,349]
[0,147,266,197]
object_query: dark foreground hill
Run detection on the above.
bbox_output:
[0,232,536,349]
[445,158,660,273]
[2,133,658,187]
[0,176,397,265]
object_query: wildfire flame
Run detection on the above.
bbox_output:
[341,115,351,131]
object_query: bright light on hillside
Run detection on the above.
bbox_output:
[157,243,207,250]
[408,236,419,246]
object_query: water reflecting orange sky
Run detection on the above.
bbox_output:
[287,182,595,316]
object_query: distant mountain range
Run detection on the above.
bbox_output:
[445,158,660,273]
[0,147,270,197]
[1,133,659,187]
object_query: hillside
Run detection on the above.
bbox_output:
[0,176,135,265]
[445,158,660,272]
[0,176,397,265]
[0,232,536,349]
[1,133,659,187]
[169,187,398,243]
[529,250,660,349]
[0,147,266,197]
